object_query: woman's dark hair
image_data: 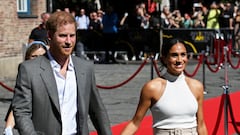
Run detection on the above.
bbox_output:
[160,38,186,67]
[161,38,186,57]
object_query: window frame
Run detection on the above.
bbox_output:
[17,0,31,15]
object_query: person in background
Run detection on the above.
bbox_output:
[136,2,151,29]
[194,11,206,28]
[88,11,103,31]
[3,41,48,135]
[149,11,161,29]
[102,5,118,34]
[70,9,76,17]
[75,8,90,30]
[28,12,50,44]
[234,8,240,52]
[206,1,221,29]
[64,7,70,13]
[192,2,203,20]
[168,16,180,28]
[219,2,234,41]
[119,12,129,30]
[102,5,118,63]
[182,13,193,28]
[202,5,209,26]
[24,41,48,60]
[12,11,112,135]
[161,5,172,28]
[97,9,104,23]
[121,38,208,135]
[219,2,234,30]
[173,10,184,28]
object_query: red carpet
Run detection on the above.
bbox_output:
[91,91,240,135]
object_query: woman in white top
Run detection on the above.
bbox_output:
[121,38,208,135]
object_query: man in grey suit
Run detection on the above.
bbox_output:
[12,11,112,135]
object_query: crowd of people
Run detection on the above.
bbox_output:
[57,1,240,31]
[61,1,240,55]
[25,1,240,63]
[6,1,236,134]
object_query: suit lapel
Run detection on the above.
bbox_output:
[72,57,87,132]
[38,56,87,124]
[72,57,86,109]
[40,56,61,114]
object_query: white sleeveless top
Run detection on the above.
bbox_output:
[150,72,198,129]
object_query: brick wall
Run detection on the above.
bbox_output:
[0,0,47,79]
[0,0,47,58]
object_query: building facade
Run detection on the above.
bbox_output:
[0,0,47,78]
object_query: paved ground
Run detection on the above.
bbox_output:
[0,58,240,134]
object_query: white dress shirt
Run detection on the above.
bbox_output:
[48,52,77,135]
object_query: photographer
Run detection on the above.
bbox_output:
[194,11,206,28]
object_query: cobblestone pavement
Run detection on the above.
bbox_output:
[0,59,239,134]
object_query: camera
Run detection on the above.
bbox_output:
[193,3,202,11]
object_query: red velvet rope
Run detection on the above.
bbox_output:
[212,93,240,135]
[96,59,148,89]
[184,54,203,77]
[0,81,14,92]
[152,60,161,77]
[228,94,240,134]
[152,55,203,78]
[227,50,240,69]
[1,48,238,93]
[205,40,224,73]
[1,60,148,91]
[212,94,225,135]
[205,55,222,73]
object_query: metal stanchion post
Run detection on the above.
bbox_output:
[151,56,154,80]
[202,50,206,91]
[223,46,229,135]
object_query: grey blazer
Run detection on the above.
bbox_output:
[12,54,112,135]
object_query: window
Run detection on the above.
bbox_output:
[17,0,30,15]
